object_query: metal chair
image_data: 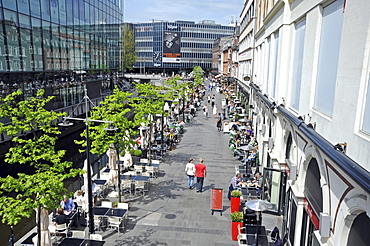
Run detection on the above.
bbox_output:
[90,234,103,241]
[71,230,85,238]
[55,223,68,238]
[108,216,123,234]
[101,201,112,208]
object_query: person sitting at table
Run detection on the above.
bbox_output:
[60,195,75,215]
[249,172,263,196]
[231,173,248,190]
[54,207,68,225]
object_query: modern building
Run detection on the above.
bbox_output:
[131,20,235,74]
[236,0,370,246]
[0,0,123,109]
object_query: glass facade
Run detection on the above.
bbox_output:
[0,0,122,106]
[132,20,234,72]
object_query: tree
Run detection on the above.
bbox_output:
[0,90,82,246]
[122,23,137,72]
[75,87,135,202]
[129,82,170,162]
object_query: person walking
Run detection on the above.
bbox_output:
[185,158,196,189]
[195,158,207,192]
[203,105,208,118]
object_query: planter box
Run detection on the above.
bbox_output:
[231,221,243,241]
[230,197,240,213]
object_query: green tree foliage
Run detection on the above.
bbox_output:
[129,82,168,124]
[77,87,135,156]
[191,66,204,88]
[122,23,137,71]
[0,90,82,245]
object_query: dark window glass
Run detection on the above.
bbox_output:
[347,213,370,246]
[40,0,50,21]
[19,14,31,29]
[50,0,59,23]
[3,0,17,11]
[66,0,73,25]
[20,28,31,71]
[59,0,66,25]
[289,200,297,245]
[18,0,30,15]
[4,9,19,27]
[30,0,41,17]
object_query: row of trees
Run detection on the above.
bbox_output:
[0,66,204,245]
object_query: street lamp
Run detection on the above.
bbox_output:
[59,88,115,235]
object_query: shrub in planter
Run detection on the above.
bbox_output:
[230,211,243,222]
[230,190,242,198]
[230,211,244,241]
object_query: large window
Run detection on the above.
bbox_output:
[314,0,344,116]
[290,20,306,110]
[363,68,370,133]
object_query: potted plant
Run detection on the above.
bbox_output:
[230,190,242,213]
[230,211,243,241]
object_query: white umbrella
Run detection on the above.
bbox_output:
[107,144,118,186]
[82,159,91,212]
[33,208,52,246]
[122,151,133,169]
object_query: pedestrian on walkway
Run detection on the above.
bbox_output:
[203,105,208,118]
[213,104,218,117]
[195,158,207,192]
[185,158,196,189]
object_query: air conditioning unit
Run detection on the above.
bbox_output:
[319,213,331,237]
[268,137,274,150]
[289,164,297,180]
[261,124,266,135]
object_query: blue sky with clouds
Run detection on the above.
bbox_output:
[122,0,243,26]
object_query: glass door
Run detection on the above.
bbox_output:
[262,168,287,215]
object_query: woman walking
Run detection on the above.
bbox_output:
[185,158,196,189]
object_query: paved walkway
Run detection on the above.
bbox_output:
[101,80,281,246]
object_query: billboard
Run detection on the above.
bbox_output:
[163,31,181,63]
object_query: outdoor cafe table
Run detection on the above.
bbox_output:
[93,179,107,186]
[239,145,255,151]
[120,174,150,181]
[244,225,269,246]
[58,238,105,246]
[93,207,127,218]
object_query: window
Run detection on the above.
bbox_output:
[362,71,370,133]
[314,0,344,116]
[290,20,306,110]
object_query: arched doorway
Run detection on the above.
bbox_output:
[347,212,370,246]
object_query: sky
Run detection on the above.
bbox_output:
[123,0,243,26]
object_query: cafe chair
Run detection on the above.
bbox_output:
[55,223,68,238]
[146,165,156,178]
[108,216,123,234]
[94,215,102,231]
[101,201,112,208]
[117,202,129,210]
[121,180,133,196]
[71,230,85,238]
[134,165,143,175]
[90,234,103,241]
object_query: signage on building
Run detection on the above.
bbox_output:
[167,24,179,30]
[163,31,181,63]
[304,198,320,230]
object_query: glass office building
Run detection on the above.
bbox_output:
[0,0,122,107]
[132,20,235,73]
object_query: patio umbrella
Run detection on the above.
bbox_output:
[122,150,133,169]
[33,208,52,246]
[82,159,91,212]
[245,200,273,246]
[245,200,273,211]
[107,144,118,187]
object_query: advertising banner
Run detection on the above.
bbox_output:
[163,31,181,63]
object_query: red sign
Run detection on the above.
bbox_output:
[211,188,223,211]
[304,198,319,230]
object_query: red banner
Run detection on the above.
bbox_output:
[304,198,320,230]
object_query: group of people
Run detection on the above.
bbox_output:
[184,158,207,192]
